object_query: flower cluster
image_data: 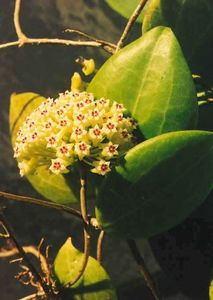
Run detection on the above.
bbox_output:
[14,91,136,176]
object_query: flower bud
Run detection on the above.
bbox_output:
[82,59,95,76]
[71,72,85,92]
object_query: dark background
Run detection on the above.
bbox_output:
[0,1,212,299]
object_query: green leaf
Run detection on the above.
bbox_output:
[54,238,117,300]
[10,92,46,142]
[142,0,213,83]
[27,166,79,205]
[105,0,151,22]
[88,26,198,139]
[95,130,213,238]
[191,191,213,221]
[9,92,78,204]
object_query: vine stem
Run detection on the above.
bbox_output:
[19,292,45,300]
[127,239,161,300]
[97,230,105,264]
[64,29,116,53]
[0,0,116,54]
[0,245,49,275]
[0,191,82,220]
[68,165,91,286]
[0,37,114,52]
[116,0,149,52]
[0,210,51,297]
[14,0,27,42]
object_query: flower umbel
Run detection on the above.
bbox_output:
[14,91,136,176]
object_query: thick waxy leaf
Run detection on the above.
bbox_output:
[10,92,78,204]
[142,0,213,83]
[191,191,213,221]
[105,0,151,22]
[88,27,198,139]
[95,130,213,238]
[54,238,117,300]
[10,92,45,139]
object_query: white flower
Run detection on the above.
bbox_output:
[56,143,73,158]
[101,142,118,158]
[74,142,91,160]
[70,126,87,142]
[103,120,117,136]
[49,158,69,174]
[73,112,88,126]
[14,91,137,176]
[84,96,95,108]
[91,160,111,176]
[46,135,58,148]
[89,125,103,145]
[111,101,126,113]
[57,117,71,128]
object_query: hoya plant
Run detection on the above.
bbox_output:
[0,0,212,299]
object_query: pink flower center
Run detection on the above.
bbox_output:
[75,128,82,135]
[77,102,84,109]
[57,109,64,115]
[45,122,52,129]
[53,162,61,170]
[60,146,68,154]
[122,130,128,138]
[93,128,101,136]
[85,98,92,104]
[15,147,19,154]
[29,121,35,128]
[77,114,84,121]
[31,132,38,140]
[48,137,56,144]
[109,145,116,153]
[107,122,115,130]
[118,114,123,122]
[99,99,107,105]
[79,143,87,151]
[92,110,99,117]
[60,120,67,127]
[116,103,123,110]
[41,110,48,115]
[21,137,27,144]
[101,164,108,171]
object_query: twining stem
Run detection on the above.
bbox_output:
[127,239,161,300]
[97,230,105,264]
[0,210,51,296]
[14,0,27,42]
[0,245,49,275]
[116,0,149,51]
[0,0,116,54]
[0,37,114,52]
[64,29,116,54]
[79,166,89,224]
[0,191,82,220]
[68,165,91,286]
[19,292,45,300]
